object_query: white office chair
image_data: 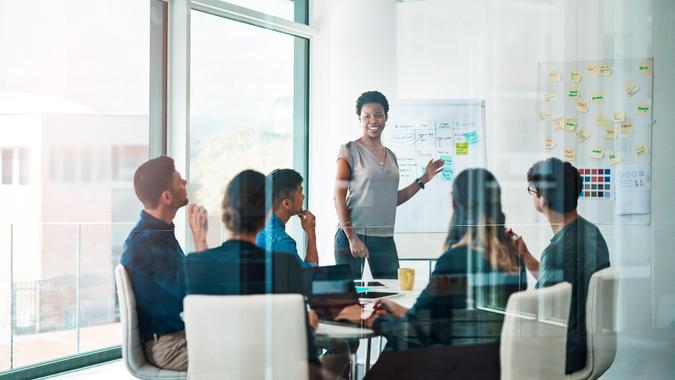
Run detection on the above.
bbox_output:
[183,294,309,380]
[501,282,572,380]
[115,264,187,379]
[567,267,618,380]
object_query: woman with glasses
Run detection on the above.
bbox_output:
[334,90,444,279]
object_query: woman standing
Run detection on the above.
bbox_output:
[334,90,444,278]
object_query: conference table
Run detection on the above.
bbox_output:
[314,279,426,377]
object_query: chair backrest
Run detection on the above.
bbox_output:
[115,264,150,374]
[184,294,309,380]
[501,282,572,380]
[567,267,618,380]
[115,264,186,379]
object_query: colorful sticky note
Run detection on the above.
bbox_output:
[587,63,598,76]
[638,61,652,75]
[598,64,612,76]
[440,155,453,181]
[565,118,578,131]
[637,103,650,114]
[544,137,556,149]
[553,118,565,130]
[595,114,607,127]
[464,131,480,144]
[549,69,562,82]
[456,142,469,155]
[635,144,649,157]
[543,91,555,102]
[611,111,625,123]
[569,71,582,83]
[538,109,550,120]
[590,146,604,159]
[625,81,640,96]
[591,92,605,104]
[576,127,590,143]
[608,152,622,165]
[564,148,576,161]
[620,121,634,134]
[567,88,580,99]
[604,127,617,140]
[576,100,589,113]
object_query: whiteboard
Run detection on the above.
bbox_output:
[382,99,487,233]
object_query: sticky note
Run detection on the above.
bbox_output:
[637,103,650,114]
[565,118,578,131]
[576,127,590,143]
[611,111,625,123]
[464,130,480,144]
[544,137,556,149]
[591,92,604,104]
[590,146,604,159]
[604,127,617,140]
[620,121,634,134]
[598,63,612,76]
[553,118,565,130]
[567,88,580,99]
[595,114,607,127]
[576,100,589,113]
[635,144,649,157]
[569,71,582,83]
[638,61,651,75]
[564,148,576,161]
[440,155,453,181]
[544,91,555,102]
[549,69,562,82]
[456,142,469,155]
[538,109,550,120]
[625,81,640,96]
[608,152,622,165]
[587,63,598,76]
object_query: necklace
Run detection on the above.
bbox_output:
[359,139,386,165]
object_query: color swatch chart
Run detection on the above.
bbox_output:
[578,168,614,199]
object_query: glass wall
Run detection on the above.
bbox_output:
[0,0,150,372]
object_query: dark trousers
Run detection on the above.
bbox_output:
[334,228,399,279]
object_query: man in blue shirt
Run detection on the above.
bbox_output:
[256,169,319,266]
[507,158,610,374]
[120,156,208,371]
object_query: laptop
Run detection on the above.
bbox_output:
[304,265,397,323]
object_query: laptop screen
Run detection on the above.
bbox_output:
[304,265,358,320]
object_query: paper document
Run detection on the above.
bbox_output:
[616,164,650,215]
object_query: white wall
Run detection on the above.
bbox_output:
[310,0,675,377]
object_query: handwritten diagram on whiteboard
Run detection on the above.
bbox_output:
[383,99,487,233]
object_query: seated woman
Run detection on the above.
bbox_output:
[183,169,350,379]
[362,168,527,353]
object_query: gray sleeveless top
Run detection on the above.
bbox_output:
[337,141,400,237]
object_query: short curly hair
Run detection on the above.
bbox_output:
[356,90,389,116]
[221,170,267,234]
[527,157,582,214]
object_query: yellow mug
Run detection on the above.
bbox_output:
[398,268,415,291]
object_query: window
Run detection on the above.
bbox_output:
[0,0,152,372]
[189,8,308,245]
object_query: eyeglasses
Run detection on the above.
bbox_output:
[360,113,386,122]
[527,183,538,196]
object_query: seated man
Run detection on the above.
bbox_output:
[256,169,319,266]
[508,157,610,374]
[120,156,208,371]
[184,170,351,379]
